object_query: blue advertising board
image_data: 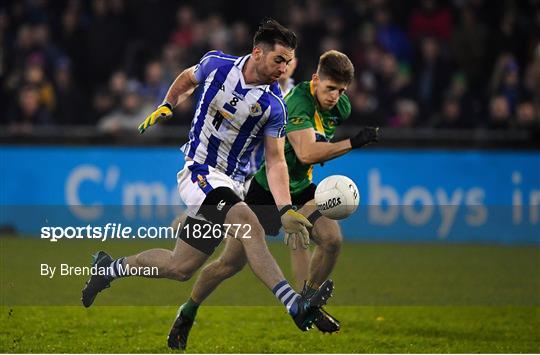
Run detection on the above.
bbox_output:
[1,146,539,244]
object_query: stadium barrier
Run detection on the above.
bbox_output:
[1,146,538,244]
[1,125,539,148]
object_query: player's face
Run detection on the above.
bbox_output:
[254,44,295,84]
[280,56,297,81]
[312,74,348,110]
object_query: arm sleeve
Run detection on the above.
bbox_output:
[193,51,229,83]
[263,97,287,138]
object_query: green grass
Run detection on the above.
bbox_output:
[1,237,539,352]
[1,306,539,353]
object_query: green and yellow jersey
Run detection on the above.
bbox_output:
[255,80,351,195]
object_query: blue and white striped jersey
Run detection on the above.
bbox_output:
[248,78,296,176]
[181,51,287,182]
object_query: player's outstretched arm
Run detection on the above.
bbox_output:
[288,127,351,165]
[138,66,198,133]
[288,126,379,165]
[264,136,312,249]
[264,136,293,208]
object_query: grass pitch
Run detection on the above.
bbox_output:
[1,238,539,353]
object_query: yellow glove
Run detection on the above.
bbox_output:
[280,206,312,250]
[138,102,173,134]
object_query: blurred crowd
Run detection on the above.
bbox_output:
[1,0,540,135]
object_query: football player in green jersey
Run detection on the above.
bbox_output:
[169,50,379,349]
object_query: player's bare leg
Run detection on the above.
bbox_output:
[291,247,311,290]
[297,200,342,289]
[308,217,342,286]
[122,238,209,281]
[226,204,335,331]
[192,236,247,303]
[168,203,335,349]
[168,235,248,349]
[81,232,210,307]
[224,201,285,288]
[295,200,342,333]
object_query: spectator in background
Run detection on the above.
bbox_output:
[349,87,383,127]
[229,21,251,55]
[374,6,411,63]
[451,5,489,91]
[351,23,377,69]
[170,5,196,49]
[408,0,452,42]
[86,0,127,86]
[431,94,466,129]
[8,84,52,133]
[488,12,527,69]
[32,22,63,75]
[161,44,184,83]
[140,60,168,107]
[1,0,539,134]
[445,72,476,127]
[488,95,511,129]
[53,58,84,125]
[515,99,538,129]
[320,36,343,54]
[489,54,520,113]
[98,81,153,134]
[375,51,411,120]
[58,5,88,85]
[87,87,114,124]
[12,0,51,25]
[108,70,128,106]
[206,14,230,53]
[388,98,418,128]
[24,57,56,112]
[522,49,540,104]
[10,24,34,75]
[412,36,451,120]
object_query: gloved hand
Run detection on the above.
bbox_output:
[350,126,379,148]
[138,102,173,134]
[280,206,312,250]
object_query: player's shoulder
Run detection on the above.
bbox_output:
[335,92,352,119]
[195,50,240,82]
[285,81,315,115]
[200,50,238,64]
[286,81,310,99]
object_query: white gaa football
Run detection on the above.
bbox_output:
[315,175,360,220]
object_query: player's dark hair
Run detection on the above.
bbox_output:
[253,18,297,50]
[317,50,355,84]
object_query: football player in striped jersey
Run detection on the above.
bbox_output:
[81,19,334,347]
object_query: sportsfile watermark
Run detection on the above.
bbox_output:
[40,222,252,242]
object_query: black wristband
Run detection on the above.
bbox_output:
[161,101,173,110]
[279,204,293,216]
[349,136,364,149]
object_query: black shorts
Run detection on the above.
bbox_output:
[244,179,317,236]
[180,186,243,256]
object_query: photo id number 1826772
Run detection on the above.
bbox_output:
[181,223,252,239]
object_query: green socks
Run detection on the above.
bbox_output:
[180,298,200,320]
